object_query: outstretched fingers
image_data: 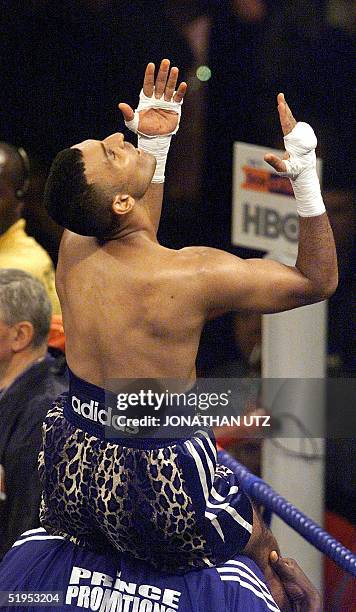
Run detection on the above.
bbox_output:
[264,152,288,173]
[173,81,187,103]
[164,66,179,101]
[277,92,297,136]
[265,94,297,170]
[154,59,170,98]
[143,62,156,97]
[143,60,187,102]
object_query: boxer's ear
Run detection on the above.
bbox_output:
[112,194,135,215]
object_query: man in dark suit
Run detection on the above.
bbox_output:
[0,268,67,558]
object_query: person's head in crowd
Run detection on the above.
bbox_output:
[0,143,30,235]
[0,269,52,389]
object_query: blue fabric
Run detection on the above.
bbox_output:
[0,530,280,611]
[64,368,201,445]
[40,396,253,572]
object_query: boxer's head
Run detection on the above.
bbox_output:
[44,133,155,238]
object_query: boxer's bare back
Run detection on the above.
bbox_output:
[57,230,210,385]
[55,60,337,388]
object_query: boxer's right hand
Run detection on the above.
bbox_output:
[118,59,187,136]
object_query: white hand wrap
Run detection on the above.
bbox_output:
[280,122,326,217]
[125,90,183,183]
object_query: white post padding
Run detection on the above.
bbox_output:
[262,251,327,592]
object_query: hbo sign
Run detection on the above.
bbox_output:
[242,203,299,243]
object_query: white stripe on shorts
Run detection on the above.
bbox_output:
[207,502,252,534]
[210,485,239,503]
[195,437,215,490]
[184,439,210,502]
[205,511,225,541]
[195,430,217,462]
[18,527,47,537]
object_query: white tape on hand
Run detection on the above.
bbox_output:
[279,122,326,217]
[125,90,183,182]
[125,89,183,137]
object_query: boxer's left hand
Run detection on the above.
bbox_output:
[118,59,187,136]
[264,93,297,173]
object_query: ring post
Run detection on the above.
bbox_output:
[231,141,326,591]
[262,251,326,591]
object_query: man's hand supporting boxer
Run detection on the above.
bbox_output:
[118,59,187,232]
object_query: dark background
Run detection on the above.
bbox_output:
[0,3,354,605]
[0,1,353,373]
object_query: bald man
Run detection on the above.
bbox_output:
[0,142,60,314]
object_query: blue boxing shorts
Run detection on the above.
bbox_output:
[0,529,280,612]
[39,370,253,573]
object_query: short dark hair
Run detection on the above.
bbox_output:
[44,148,116,237]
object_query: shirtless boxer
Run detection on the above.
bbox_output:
[39,59,338,575]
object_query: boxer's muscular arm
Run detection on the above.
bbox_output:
[199,213,337,316]
[119,60,187,232]
[198,95,338,316]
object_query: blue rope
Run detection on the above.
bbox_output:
[218,449,356,577]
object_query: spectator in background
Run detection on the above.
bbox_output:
[0,143,60,314]
[0,269,67,559]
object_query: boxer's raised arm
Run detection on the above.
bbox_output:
[197,211,337,316]
[119,60,187,232]
[197,94,338,316]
